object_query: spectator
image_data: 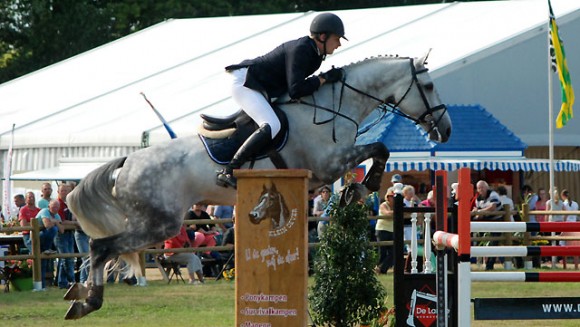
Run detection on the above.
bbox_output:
[366,191,380,242]
[317,191,340,239]
[12,194,25,220]
[213,205,234,232]
[472,180,502,270]
[450,182,459,205]
[313,186,332,238]
[497,186,515,221]
[420,190,435,207]
[535,188,548,222]
[312,186,332,217]
[546,189,566,222]
[562,189,578,222]
[63,181,90,283]
[37,182,53,209]
[186,204,218,249]
[390,174,402,186]
[55,183,78,289]
[18,192,40,252]
[375,187,395,274]
[522,185,539,223]
[36,200,64,288]
[164,225,205,284]
[473,181,502,221]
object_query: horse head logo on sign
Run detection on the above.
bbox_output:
[249,183,290,230]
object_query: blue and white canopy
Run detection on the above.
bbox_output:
[384,157,580,172]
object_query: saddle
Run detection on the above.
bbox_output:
[198,105,289,167]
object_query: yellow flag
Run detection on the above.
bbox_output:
[549,0,574,128]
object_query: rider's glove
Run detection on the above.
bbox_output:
[320,67,343,83]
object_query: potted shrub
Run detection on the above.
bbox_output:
[1,259,33,292]
[309,194,387,326]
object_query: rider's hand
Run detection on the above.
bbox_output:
[320,67,343,83]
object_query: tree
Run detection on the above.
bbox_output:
[309,199,386,326]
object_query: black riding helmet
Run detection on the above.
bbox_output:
[310,13,348,40]
[310,13,347,59]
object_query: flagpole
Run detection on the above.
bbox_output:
[547,15,555,203]
[2,123,15,224]
[547,2,556,268]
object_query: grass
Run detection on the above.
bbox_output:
[1,267,580,326]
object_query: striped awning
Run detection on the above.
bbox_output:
[384,158,580,172]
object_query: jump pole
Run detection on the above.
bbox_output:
[456,167,473,327]
[235,169,311,327]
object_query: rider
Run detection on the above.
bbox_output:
[216,13,347,188]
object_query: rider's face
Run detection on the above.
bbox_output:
[323,34,342,54]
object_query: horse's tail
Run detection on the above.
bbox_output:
[67,157,127,239]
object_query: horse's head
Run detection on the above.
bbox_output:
[249,184,285,228]
[388,52,451,143]
[338,53,452,143]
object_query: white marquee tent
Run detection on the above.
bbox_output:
[1,0,579,175]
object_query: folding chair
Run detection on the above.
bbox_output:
[156,255,185,284]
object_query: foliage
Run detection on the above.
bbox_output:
[1,259,33,291]
[309,198,387,326]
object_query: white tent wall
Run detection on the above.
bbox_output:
[433,6,580,146]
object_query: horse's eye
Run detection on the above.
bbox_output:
[424,83,434,91]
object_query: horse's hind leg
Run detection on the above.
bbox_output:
[65,220,180,320]
[65,237,114,320]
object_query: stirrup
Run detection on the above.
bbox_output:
[216,169,237,189]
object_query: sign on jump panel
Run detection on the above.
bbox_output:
[235,169,311,327]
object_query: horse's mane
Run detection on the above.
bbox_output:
[340,54,412,70]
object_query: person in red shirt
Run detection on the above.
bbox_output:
[164,225,205,284]
[19,191,40,252]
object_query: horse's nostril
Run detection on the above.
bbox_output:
[446,127,451,138]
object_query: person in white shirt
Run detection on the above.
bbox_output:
[561,189,578,222]
[497,186,515,221]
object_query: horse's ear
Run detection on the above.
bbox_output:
[271,183,278,192]
[419,48,432,65]
[262,184,267,192]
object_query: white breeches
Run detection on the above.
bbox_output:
[229,68,281,139]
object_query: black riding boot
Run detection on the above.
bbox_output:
[216,124,272,189]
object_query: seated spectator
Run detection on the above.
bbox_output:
[35,200,64,288]
[164,225,204,284]
[186,204,218,249]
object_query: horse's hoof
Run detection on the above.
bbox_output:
[63,283,89,301]
[65,301,87,320]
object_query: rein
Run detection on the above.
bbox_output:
[288,58,447,142]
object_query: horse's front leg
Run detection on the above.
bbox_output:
[359,142,390,192]
[64,237,115,320]
[315,142,389,191]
